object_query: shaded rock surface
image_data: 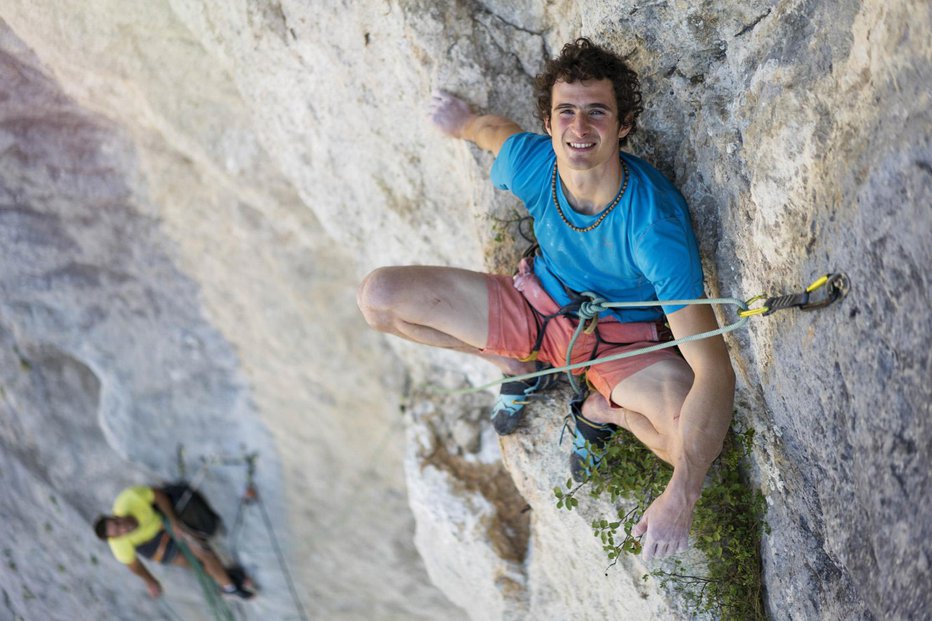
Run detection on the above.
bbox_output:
[0,1,929,620]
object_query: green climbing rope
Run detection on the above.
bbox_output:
[160,516,235,621]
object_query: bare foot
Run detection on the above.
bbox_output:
[583,393,671,462]
[581,393,628,428]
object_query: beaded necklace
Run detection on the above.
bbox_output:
[550,157,629,233]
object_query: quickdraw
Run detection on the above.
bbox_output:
[739,273,850,317]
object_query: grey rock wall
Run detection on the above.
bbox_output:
[0,1,928,620]
[0,7,453,621]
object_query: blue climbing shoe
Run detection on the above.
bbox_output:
[568,400,618,483]
[490,363,559,436]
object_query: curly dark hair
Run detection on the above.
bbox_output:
[534,38,643,144]
[93,515,110,540]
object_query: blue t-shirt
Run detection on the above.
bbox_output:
[491,132,704,323]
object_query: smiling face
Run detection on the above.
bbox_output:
[105,516,138,538]
[544,79,631,173]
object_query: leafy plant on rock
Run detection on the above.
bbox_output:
[555,425,767,621]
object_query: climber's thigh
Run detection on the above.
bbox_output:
[358,265,492,348]
[608,358,694,438]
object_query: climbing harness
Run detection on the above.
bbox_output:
[445,272,851,397]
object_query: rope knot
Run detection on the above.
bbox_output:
[577,292,608,320]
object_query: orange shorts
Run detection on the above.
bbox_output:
[482,259,680,404]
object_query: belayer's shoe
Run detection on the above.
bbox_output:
[490,362,559,436]
[222,582,255,600]
[225,564,254,591]
[568,398,618,483]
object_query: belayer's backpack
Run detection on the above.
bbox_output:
[160,482,223,539]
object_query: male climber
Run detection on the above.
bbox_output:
[93,485,254,599]
[357,38,736,560]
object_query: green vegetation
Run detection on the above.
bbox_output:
[488,211,535,260]
[555,426,767,620]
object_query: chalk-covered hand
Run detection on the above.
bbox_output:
[631,487,693,560]
[429,90,476,139]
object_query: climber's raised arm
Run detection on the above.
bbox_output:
[429,90,521,156]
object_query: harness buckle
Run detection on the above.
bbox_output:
[518,351,540,363]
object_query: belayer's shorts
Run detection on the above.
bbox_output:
[135,530,179,565]
[482,259,681,404]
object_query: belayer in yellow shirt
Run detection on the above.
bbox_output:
[93,485,254,600]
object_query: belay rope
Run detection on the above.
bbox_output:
[170,448,311,621]
[446,272,851,397]
[228,454,310,621]
[159,514,236,621]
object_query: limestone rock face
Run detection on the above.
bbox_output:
[0,1,929,621]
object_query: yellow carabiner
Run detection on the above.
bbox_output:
[806,274,830,293]
[738,294,769,317]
